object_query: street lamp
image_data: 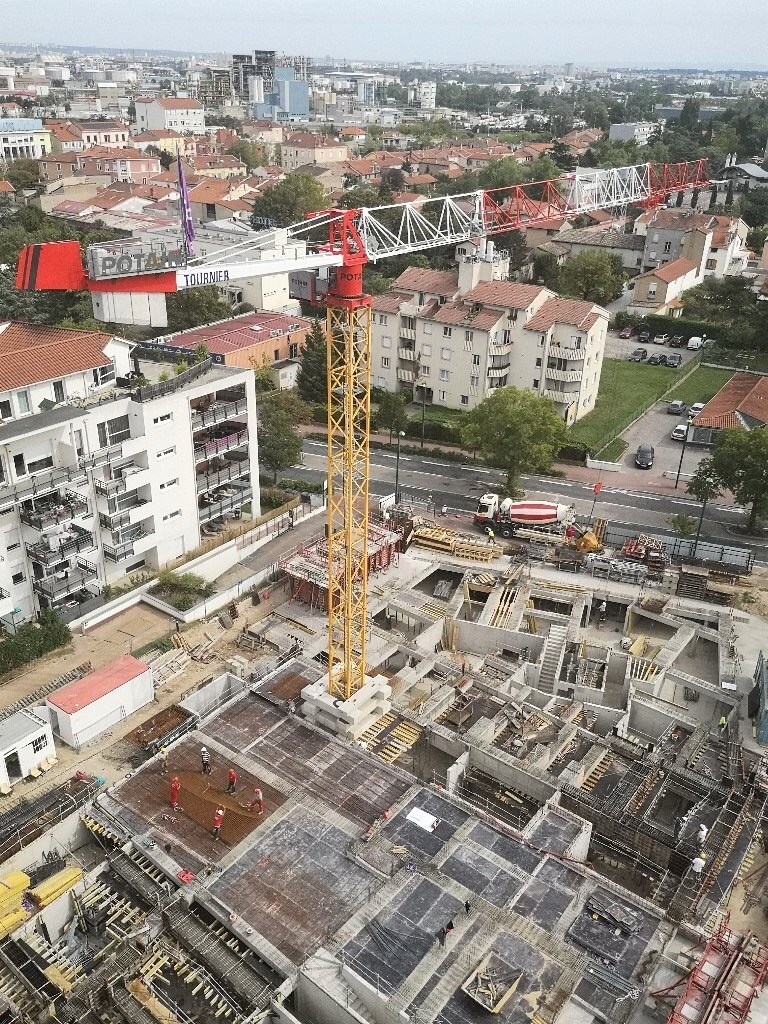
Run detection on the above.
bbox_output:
[394,430,405,504]
[693,476,717,559]
[674,416,694,489]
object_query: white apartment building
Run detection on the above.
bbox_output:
[0,118,52,160]
[0,323,258,631]
[608,121,656,146]
[135,97,205,133]
[370,250,608,423]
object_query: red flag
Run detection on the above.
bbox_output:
[593,482,603,496]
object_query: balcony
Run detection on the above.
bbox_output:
[33,559,98,601]
[0,465,88,515]
[191,396,248,430]
[52,591,106,624]
[132,357,213,403]
[95,463,149,498]
[196,456,250,495]
[543,389,581,406]
[549,345,585,361]
[20,493,89,532]
[198,483,252,525]
[100,496,151,528]
[194,428,249,463]
[100,510,130,531]
[396,368,416,383]
[398,348,418,362]
[545,367,583,383]
[400,327,416,341]
[27,526,95,566]
[79,443,123,469]
[487,365,511,378]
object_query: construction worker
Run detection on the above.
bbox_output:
[691,854,706,877]
[169,776,180,810]
[200,746,211,774]
[248,787,264,814]
[486,527,495,545]
[158,746,168,774]
[212,807,225,840]
[226,767,237,795]
[598,600,607,624]
[697,823,708,846]
[718,715,728,733]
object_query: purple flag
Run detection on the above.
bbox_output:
[177,146,196,256]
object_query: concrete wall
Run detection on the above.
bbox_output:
[178,672,248,719]
[0,808,91,878]
[468,745,557,805]
[295,969,370,1024]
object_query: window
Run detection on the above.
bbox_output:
[0,400,11,419]
[92,364,115,385]
[663,241,671,253]
[381,357,390,368]
[418,293,425,305]
[423,323,432,335]
[402,316,415,331]
[13,454,25,477]
[470,375,479,387]
[460,395,469,406]
[378,314,388,325]
[535,357,542,367]
[438,390,447,401]
[153,413,172,424]
[381,336,392,349]
[27,455,54,474]
[465,329,474,345]
[157,446,175,460]
[502,329,512,344]
[160,478,178,490]
[162,510,181,521]
[440,369,450,381]
[652,232,659,243]
[421,366,430,376]
[443,327,452,338]
[422,343,432,356]
[647,284,657,299]
[16,390,30,414]
[97,414,131,448]
[53,380,65,403]
[440,348,451,361]
[533,378,539,388]
[32,735,47,753]
[273,349,280,361]
[376,376,386,387]
[472,354,480,367]
[11,571,24,585]
[706,258,717,270]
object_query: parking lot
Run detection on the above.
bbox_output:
[621,400,707,478]
[604,328,699,366]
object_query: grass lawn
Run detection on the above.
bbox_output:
[405,403,468,423]
[598,437,629,462]
[667,366,734,407]
[569,359,688,452]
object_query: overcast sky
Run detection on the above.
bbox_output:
[1,0,766,69]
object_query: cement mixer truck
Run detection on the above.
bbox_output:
[473,494,602,552]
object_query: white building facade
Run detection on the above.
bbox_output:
[135,98,205,133]
[0,118,52,160]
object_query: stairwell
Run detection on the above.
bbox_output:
[537,625,568,695]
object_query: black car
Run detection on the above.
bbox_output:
[664,353,683,368]
[637,331,650,343]
[647,353,665,365]
[669,335,685,348]
[628,348,648,362]
[635,443,655,469]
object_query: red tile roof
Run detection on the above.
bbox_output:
[428,302,504,331]
[392,268,459,297]
[525,296,606,332]
[47,655,150,714]
[462,281,545,309]
[694,372,767,429]
[639,257,698,283]
[371,293,407,314]
[163,311,312,353]
[0,322,117,392]
[0,180,14,192]
[137,97,203,110]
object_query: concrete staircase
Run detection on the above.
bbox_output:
[537,625,568,694]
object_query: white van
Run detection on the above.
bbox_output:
[687,336,703,350]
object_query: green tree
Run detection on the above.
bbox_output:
[478,157,526,191]
[687,460,723,550]
[165,287,233,331]
[739,187,768,227]
[724,179,734,209]
[227,139,268,169]
[533,250,561,290]
[679,98,701,131]
[558,250,625,305]
[3,158,40,190]
[709,184,719,209]
[296,319,327,402]
[666,513,697,537]
[377,391,408,443]
[249,172,326,228]
[675,189,685,207]
[257,392,311,482]
[747,225,768,255]
[690,186,701,211]
[461,387,568,493]
[193,342,210,364]
[381,167,406,191]
[550,141,576,171]
[707,428,768,533]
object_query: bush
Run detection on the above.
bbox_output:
[311,403,328,425]
[149,570,215,612]
[0,610,71,676]
[260,487,293,511]
[403,416,463,445]
[614,310,727,344]
[278,478,324,493]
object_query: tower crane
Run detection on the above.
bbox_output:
[15,159,708,702]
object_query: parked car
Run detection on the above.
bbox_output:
[647,353,665,365]
[667,399,687,416]
[653,333,670,345]
[618,326,635,338]
[687,336,703,350]
[671,423,689,441]
[638,331,650,343]
[669,335,686,348]
[689,402,706,416]
[635,443,655,469]
[664,353,683,368]
[629,348,648,362]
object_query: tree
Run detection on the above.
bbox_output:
[249,172,327,228]
[377,391,408,443]
[3,158,40,190]
[690,186,701,211]
[679,98,701,131]
[558,250,625,305]
[687,461,723,552]
[739,187,768,227]
[724,179,734,210]
[165,287,233,331]
[227,139,268,169]
[709,184,719,209]
[666,513,697,538]
[193,343,210,364]
[675,189,685,207]
[707,428,768,533]
[550,141,576,172]
[257,392,311,482]
[380,167,406,191]
[461,387,568,494]
[296,319,327,403]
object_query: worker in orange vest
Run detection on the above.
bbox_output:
[248,787,264,814]
[226,767,237,795]
[169,776,180,810]
[212,807,225,840]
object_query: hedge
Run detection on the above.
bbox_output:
[614,310,727,344]
[0,610,71,677]
[404,416,464,445]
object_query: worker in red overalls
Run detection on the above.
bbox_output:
[212,807,225,840]
[226,767,237,795]
[248,787,264,814]
[170,775,180,810]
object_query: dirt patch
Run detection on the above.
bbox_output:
[126,706,191,749]
[731,567,768,619]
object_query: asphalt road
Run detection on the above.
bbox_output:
[294,442,764,558]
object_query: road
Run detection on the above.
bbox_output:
[293,442,765,559]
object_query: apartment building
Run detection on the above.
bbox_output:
[0,323,258,632]
[370,251,608,423]
[279,132,350,172]
[135,97,205,134]
[634,208,749,279]
[608,121,656,146]
[0,118,52,160]
[75,148,162,184]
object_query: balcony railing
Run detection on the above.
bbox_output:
[0,466,88,515]
[133,357,213,403]
[396,368,416,383]
[196,459,250,495]
[191,396,248,430]
[549,345,585,361]
[33,560,98,600]
[397,348,417,361]
[104,528,152,561]
[100,510,130,531]
[194,429,248,463]
[198,485,252,525]
[26,527,95,566]
[543,389,581,406]
[79,443,123,469]
[487,365,510,378]
[95,476,127,497]
[399,327,416,341]
[545,367,583,383]
[53,592,105,624]
[20,494,89,532]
